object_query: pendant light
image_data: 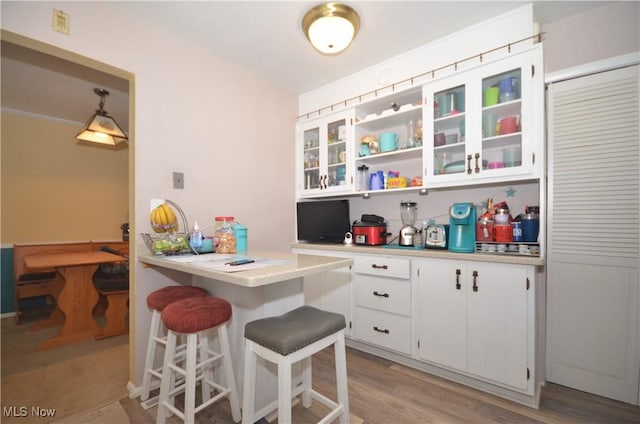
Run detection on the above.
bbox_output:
[75,88,128,145]
[302,2,360,55]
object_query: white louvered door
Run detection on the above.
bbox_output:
[546,65,639,405]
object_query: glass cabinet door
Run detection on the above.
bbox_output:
[298,111,353,197]
[432,84,467,176]
[424,47,542,188]
[325,118,348,189]
[481,67,523,172]
[302,126,320,191]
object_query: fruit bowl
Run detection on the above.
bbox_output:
[142,232,191,255]
[143,199,192,255]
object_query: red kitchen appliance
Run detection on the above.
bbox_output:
[352,214,388,246]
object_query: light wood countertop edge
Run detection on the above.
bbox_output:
[138,250,353,288]
[291,242,545,267]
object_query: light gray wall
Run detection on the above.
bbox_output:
[542,1,639,74]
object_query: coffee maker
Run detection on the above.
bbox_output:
[448,202,476,252]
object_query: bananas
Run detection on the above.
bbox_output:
[150,203,179,233]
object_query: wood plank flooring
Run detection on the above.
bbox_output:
[121,346,640,423]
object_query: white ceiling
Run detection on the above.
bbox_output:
[1,1,612,132]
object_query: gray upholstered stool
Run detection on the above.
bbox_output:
[241,306,349,424]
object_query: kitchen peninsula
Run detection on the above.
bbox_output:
[138,249,352,409]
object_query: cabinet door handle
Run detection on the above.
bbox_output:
[466,154,472,174]
[455,268,461,290]
[472,270,479,292]
[373,291,390,298]
[474,153,480,173]
[371,264,388,270]
[373,326,390,334]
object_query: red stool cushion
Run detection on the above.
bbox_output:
[162,297,232,334]
[147,286,209,311]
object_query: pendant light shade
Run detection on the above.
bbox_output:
[302,2,360,55]
[75,88,128,145]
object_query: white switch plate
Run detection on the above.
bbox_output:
[52,9,70,34]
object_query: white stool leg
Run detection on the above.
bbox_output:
[277,357,292,424]
[241,340,257,424]
[141,310,162,401]
[218,324,241,422]
[199,331,213,403]
[156,330,177,424]
[335,332,349,424]
[301,356,312,408]
[183,333,198,423]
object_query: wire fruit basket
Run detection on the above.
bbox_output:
[141,200,192,255]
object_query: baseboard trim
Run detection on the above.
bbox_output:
[127,381,140,399]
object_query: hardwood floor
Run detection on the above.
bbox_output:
[121,346,640,423]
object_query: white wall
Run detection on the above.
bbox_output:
[299,5,534,116]
[1,111,128,243]
[542,1,640,74]
[1,1,297,386]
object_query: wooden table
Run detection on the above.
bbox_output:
[24,251,126,351]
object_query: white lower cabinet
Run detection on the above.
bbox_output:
[415,258,533,391]
[295,246,539,404]
[296,249,353,337]
[352,255,412,355]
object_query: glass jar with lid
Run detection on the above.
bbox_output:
[214,216,236,253]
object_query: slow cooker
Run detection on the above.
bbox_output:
[352,221,388,246]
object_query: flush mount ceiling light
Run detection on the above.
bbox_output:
[75,88,128,145]
[302,2,360,55]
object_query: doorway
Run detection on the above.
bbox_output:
[0,29,135,385]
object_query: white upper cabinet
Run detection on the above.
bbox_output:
[423,47,543,188]
[295,46,544,199]
[297,110,355,198]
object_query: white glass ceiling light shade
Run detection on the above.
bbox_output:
[75,88,128,145]
[302,2,360,55]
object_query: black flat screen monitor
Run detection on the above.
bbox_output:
[296,200,350,244]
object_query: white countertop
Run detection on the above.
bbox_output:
[138,250,353,287]
[291,242,545,267]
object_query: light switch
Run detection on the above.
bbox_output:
[173,172,184,189]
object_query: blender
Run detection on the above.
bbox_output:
[399,201,418,246]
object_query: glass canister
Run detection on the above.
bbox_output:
[521,213,540,242]
[214,216,237,253]
[476,217,495,242]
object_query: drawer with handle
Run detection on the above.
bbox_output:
[354,276,410,316]
[354,306,412,355]
[353,256,411,279]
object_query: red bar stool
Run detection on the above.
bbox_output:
[156,296,241,424]
[139,286,209,409]
[242,306,349,424]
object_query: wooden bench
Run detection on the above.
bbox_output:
[13,242,93,324]
[13,241,129,326]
